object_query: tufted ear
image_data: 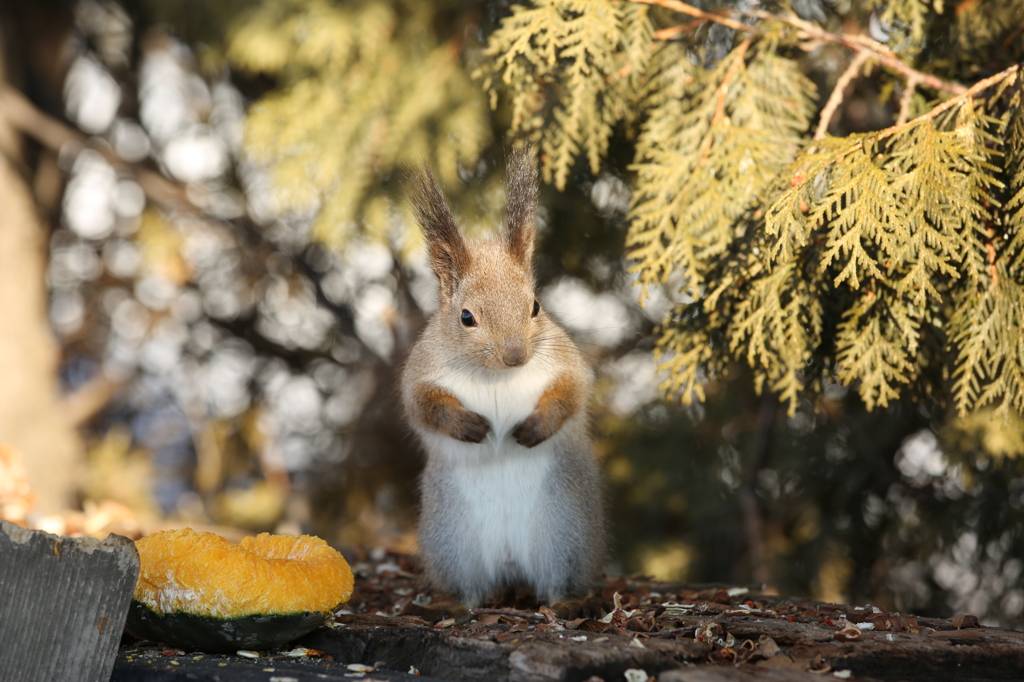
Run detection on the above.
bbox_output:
[408,164,471,301]
[504,144,538,267]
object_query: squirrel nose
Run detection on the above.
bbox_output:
[502,344,527,367]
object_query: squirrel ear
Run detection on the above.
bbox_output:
[409,164,471,300]
[505,143,538,267]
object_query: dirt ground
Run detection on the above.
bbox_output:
[114,548,1024,682]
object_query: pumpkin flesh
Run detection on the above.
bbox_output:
[127,529,353,652]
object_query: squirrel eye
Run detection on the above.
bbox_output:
[531,300,540,318]
[460,309,477,327]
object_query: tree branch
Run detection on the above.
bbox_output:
[653,19,705,41]
[871,63,1019,142]
[634,0,967,96]
[778,12,966,95]
[814,51,872,140]
[64,373,123,428]
[696,38,752,159]
[0,82,368,361]
[0,86,192,211]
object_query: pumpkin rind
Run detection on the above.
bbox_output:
[127,528,353,651]
[126,601,328,653]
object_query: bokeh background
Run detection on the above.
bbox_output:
[1,0,1022,629]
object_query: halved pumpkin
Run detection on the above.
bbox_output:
[126,528,353,652]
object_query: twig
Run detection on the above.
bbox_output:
[814,51,872,140]
[895,75,921,127]
[712,39,752,125]
[0,87,80,151]
[779,12,966,96]
[985,226,998,287]
[654,19,705,41]
[697,38,752,158]
[633,0,755,34]
[469,608,545,622]
[633,0,967,96]
[653,626,699,637]
[1001,17,1024,50]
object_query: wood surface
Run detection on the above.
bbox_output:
[0,519,139,682]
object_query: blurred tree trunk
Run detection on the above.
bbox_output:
[0,3,81,514]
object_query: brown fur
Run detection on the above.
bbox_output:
[407,165,471,300]
[512,373,583,448]
[505,145,538,266]
[413,384,490,443]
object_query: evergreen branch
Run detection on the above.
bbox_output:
[872,64,1019,143]
[791,64,1020,188]
[950,267,1024,416]
[814,51,871,140]
[633,0,967,95]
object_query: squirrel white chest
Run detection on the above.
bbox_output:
[414,355,560,469]
[439,357,553,442]
[419,358,560,581]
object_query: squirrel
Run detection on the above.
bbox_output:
[401,146,607,611]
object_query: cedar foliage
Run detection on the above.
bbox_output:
[481,0,1024,421]
[228,0,492,247]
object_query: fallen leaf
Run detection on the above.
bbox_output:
[951,614,980,629]
[538,606,558,623]
[475,614,501,625]
[625,612,654,632]
[574,619,612,633]
[834,626,862,642]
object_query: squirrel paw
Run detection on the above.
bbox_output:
[453,410,490,443]
[512,415,550,448]
[414,384,491,443]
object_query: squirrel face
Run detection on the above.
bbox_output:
[441,240,541,371]
[410,146,544,373]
